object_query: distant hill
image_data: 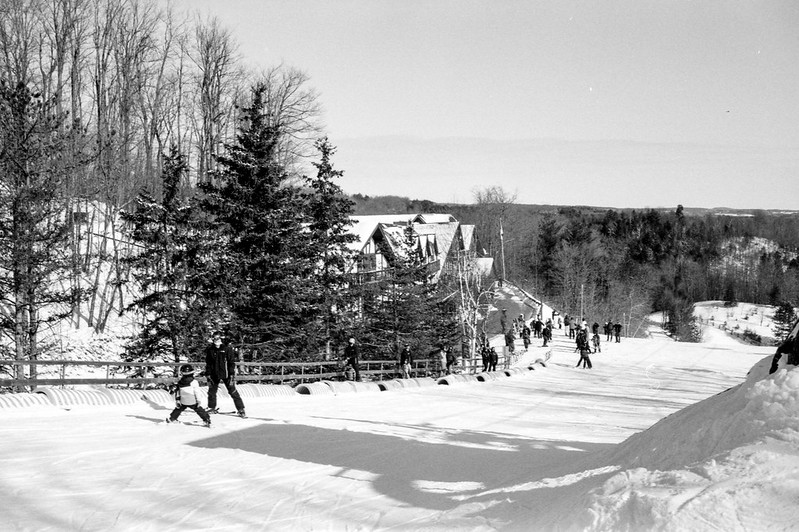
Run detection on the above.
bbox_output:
[348,194,799,218]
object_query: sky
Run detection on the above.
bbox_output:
[167,0,799,209]
[2,304,797,530]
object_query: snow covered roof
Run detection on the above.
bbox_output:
[413,222,459,278]
[460,225,475,252]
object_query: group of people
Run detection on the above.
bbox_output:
[568,317,623,369]
[166,310,627,426]
[478,339,500,372]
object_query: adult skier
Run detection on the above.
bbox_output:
[204,331,246,418]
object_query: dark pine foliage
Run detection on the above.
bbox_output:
[0,81,85,373]
[354,226,460,361]
[300,137,358,357]
[197,83,316,357]
[122,145,208,365]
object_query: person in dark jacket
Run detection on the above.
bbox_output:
[542,324,552,347]
[343,337,361,381]
[488,346,499,372]
[204,331,246,417]
[769,320,799,374]
[399,344,413,379]
[575,329,593,369]
[613,321,622,343]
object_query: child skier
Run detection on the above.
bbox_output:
[166,364,212,427]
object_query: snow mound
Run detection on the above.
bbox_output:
[584,354,799,530]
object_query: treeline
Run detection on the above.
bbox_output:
[459,202,799,340]
[355,192,799,341]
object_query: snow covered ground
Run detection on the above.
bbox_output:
[1,322,797,531]
[693,301,779,345]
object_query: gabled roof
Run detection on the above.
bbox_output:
[413,222,460,279]
[348,215,415,252]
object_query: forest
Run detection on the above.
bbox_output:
[353,191,799,343]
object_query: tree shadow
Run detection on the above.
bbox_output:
[188,419,616,522]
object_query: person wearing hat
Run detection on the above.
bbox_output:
[343,337,360,381]
[399,344,413,379]
[204,331,246,417]
[166,364,212,427]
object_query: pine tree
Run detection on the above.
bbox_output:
[357,226,458,360]
[198,83,312,358]
[773,301,797,342]
[0,81,85,385]
[302,138,357,358]
[122,146,206,365]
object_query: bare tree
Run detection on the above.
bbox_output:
[249,65,323,179]
[189,15,241,183]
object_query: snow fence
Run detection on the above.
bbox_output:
[437,374,479,385]
[236,384,297,399]
[0,392,56,409]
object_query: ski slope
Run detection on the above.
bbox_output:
[0,324,795,531]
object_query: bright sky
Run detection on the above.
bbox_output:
[168,0,799,209]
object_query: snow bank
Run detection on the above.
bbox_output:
[583,354,799,531]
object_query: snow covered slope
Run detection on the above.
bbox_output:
[0,322,793,531]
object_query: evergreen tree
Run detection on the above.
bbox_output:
[773,301,797,342]
[0,81,84,384]
[198,83,312,358]
[357,226,458,360]
[122,146,206,365]
[302,138,357,358]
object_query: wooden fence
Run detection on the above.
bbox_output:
[0,353,519,390]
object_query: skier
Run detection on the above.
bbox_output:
[399,344,413,379]
[542,324,552,347]
[575,329,593,369]
[204,331,246,417]
[166,365,212,427]
[522,323,532,349]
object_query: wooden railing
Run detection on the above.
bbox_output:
[0,353,520,390]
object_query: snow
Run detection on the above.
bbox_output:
[1,318,798,530]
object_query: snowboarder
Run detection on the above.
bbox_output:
[204,331,246,417]
[166,365,212,427]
